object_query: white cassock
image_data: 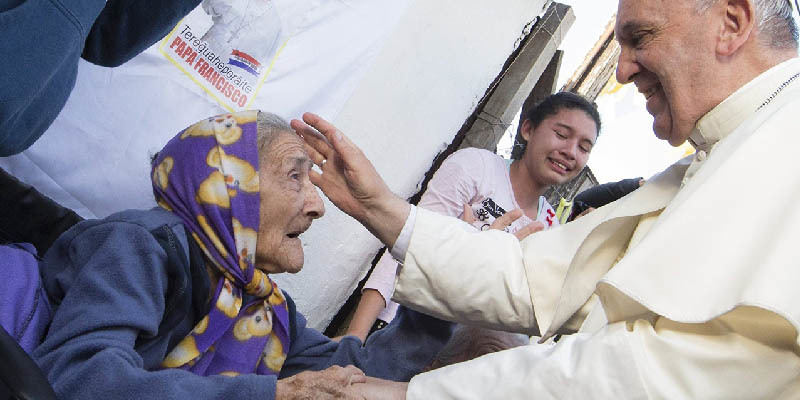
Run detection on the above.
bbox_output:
[392,57,800,399]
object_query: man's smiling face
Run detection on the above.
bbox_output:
[615,0,721,146]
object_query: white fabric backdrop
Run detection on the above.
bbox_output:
[1,0,411,218]
[1,0,548,328]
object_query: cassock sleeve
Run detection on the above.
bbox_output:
[407,307,800,399]
[394,207,538,334]
[394,209,800,398]
[366,148,487,305]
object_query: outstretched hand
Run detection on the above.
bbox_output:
[291,113,410,248]
[461,205,544,241]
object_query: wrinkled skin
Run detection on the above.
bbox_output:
[256,132,325,274]
[291,113,410,248]
[276,365,366,400]
[615,0,720,146]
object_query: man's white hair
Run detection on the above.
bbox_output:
[696,0,799,49]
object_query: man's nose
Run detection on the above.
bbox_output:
[304,183,325,219]
[615,46,639,84]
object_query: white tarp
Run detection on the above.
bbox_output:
[1,0,411,218]
[2,0,547,328]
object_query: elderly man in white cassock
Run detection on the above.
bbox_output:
[293,0,800,398]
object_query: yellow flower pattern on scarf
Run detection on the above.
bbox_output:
[156,110,289,377]
[153,157,174,190]
[215,281,243,318]
[162,336,200,368]
[233,218,257,271]
[196,171,235,208]
[233,304,273,341]
[196,215,228,258]
[262,333,286,371]
[180,114,253,145]
[207,146,259,193]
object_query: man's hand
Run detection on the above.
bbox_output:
[276,365,367,400]
[291,113,410,247]
[572,206,596,221]
[350,377,408,400]
[461,204,544,241]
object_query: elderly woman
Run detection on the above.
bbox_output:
[33,111,452,399]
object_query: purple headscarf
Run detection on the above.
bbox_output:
[151,110,290,377]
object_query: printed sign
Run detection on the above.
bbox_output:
[159,0,287,111]
[0,0,412,219]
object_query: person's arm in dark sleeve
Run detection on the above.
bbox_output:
[0,168,82,254]
[0,0,106,156]
[81,0,201,67]
[280,298,455,382]
[34,220,278,400]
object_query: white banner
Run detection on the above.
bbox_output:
[1,0,411,218]
[160,0,288,111]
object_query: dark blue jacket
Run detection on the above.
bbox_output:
[0,0,200,156]
[34,208,453,399]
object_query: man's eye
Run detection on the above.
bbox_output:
[579,146,591,153]
[554,131,567,139]
[290,173,300,180]
[631,31,650,48]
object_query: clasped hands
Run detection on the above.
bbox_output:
[287,114,543,399]
[276,365,406,400]
[460,205,544,240]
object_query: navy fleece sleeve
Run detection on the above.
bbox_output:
[0,0,105,156]
[281,300,455,382]
[82,0,201,67]
[34,221,278,400]
[0,0,197,155]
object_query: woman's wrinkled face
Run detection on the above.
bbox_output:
[255,131,325,274]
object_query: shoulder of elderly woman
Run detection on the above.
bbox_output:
[36,207,204,367]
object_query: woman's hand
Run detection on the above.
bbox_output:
[276,365,367,400]
[572,206,596,221]
[291,113,410,248]
[461,204,544,241]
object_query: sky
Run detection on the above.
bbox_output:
[498,1,799,183]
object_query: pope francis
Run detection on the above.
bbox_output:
[293,0,800,398]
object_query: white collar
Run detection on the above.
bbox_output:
[688,57,800,152]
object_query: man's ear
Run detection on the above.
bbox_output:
[717,0,755,56]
